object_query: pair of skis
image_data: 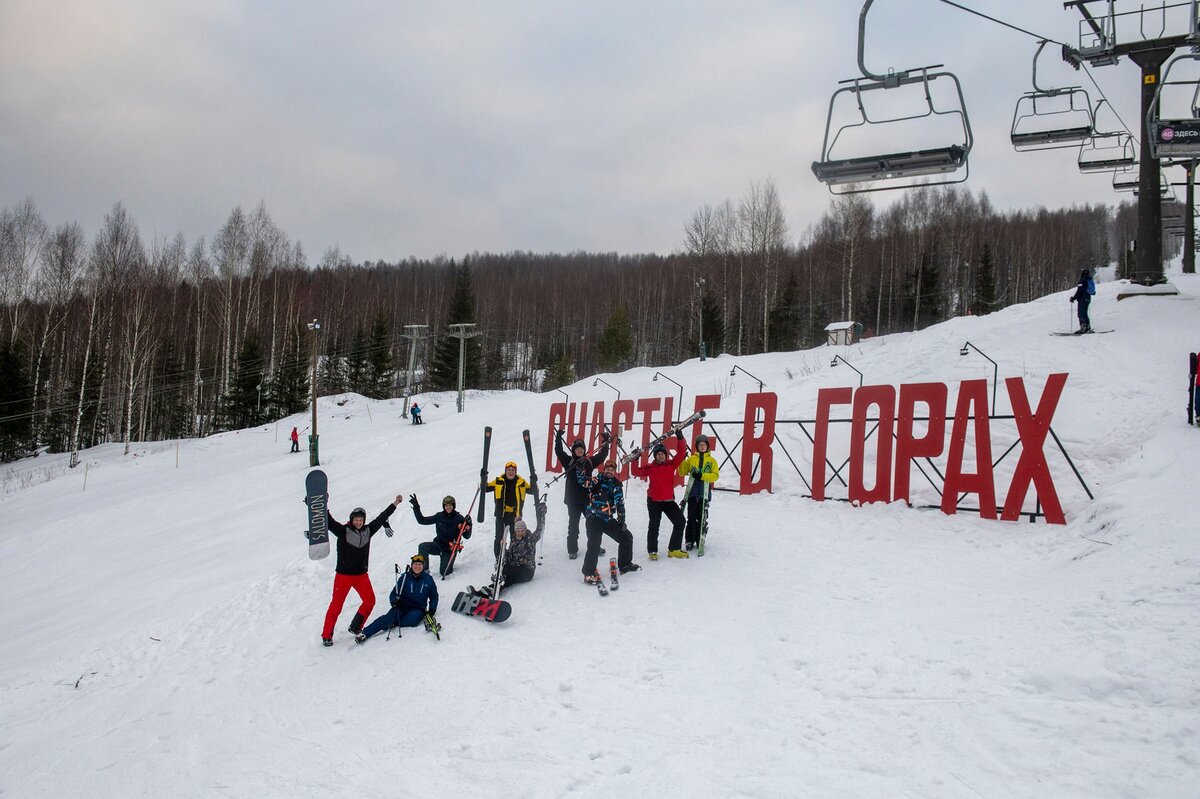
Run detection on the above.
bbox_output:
[617,410,706,466]
[681,469,711,557]
[592,558,620,596]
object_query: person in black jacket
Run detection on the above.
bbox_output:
[320,494,402,646]
[412,494,473,578]
[1069,268,1096,334]
[357,554,440,642]
[477,516,542,597]
[554,428,610,559]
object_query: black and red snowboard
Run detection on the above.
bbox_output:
[452,590,512,623]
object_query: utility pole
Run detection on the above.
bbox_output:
[1186,161,1196,273]
[447,323,478,413]
[307,318,321,466]
[399,324,428,418]
[696,275,707,361]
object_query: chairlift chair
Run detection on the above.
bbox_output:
[1112,168,1139,192]
[1077,100,1136,173]
[1148,53,1200,159]
[811,0,973,194]
[1010,41,1094,152]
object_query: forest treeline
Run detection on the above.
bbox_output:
[0,181,1159,463]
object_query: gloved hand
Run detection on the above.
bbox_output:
[675,428,685,441]
[384,522,394,538]
[601,429,612,443]
[690,468,701,478]
[409,495,420,509]
[555,428,565,442]
[1069,297,1075,303]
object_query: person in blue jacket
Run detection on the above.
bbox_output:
[411,494,473,578]
[1069,268,1096,334]
[356,554,439,642]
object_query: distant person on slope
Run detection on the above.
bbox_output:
[356,554,439,643]
[578,461,638,583]
[1069,268,1096,334]
[677,435,720,553]
[289,426,300,453]
[411,494,473,578]
[410,402,423,425]
[629,429,687,560]
[486,461,529,559]
[475,516,541,597]
[320,494,401,647]
[554,428,610,559]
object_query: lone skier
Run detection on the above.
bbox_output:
[486,461,528,559]
[677,435,719,553]
[357,554,439,642]
[411,494,473,578]
[554,428,610,559]
[477,516,541,597]
[1069,268,1096,334]
[578,461,638,583]
[321,494,401,646]
[290,426,300,453]
[629,430,687,560]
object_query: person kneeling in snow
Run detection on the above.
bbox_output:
[477,516,541,597]
[356,554,439,643]
[411,494,472,578]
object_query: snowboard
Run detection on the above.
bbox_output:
[451,590,512,623]
[305,469,330,560]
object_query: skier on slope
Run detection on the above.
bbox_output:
[475,516,542,597]
[410,402,423,425]
[629,429,688,561]
[677,435,720,553]
[321,494,402,646]
[289,426,300,453]
[1069,268,1096,334]
[410,494,473,578]
[486,461,529,559]
[578,461,638,583]
[356,554,439,643]
[554,428,610,559]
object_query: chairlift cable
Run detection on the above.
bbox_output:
[1079,62,1141,147]
[932,0,1070,48]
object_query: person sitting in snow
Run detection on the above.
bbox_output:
[629,428,687,560]
[321,494,402,646]
[1069,268,1096,334]
[411,494,473,578]
[357,553,439,643]
[476,516,542,597]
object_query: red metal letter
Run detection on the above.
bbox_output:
[811,387,853,501]
[941,379,996,519]
[739,392,778,495]
[848,385,896,505]
[893,383,948,504]
[1001,373,1068,524]
[547,402,567,472]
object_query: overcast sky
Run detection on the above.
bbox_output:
[0,1,1182,262]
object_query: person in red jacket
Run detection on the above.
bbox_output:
[629,429,687,560]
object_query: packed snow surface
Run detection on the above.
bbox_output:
[2,272,1198,798]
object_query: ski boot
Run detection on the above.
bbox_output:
[347,613,364,635]
[322,637,333,647]
[619,563,641,574]
[649,552,658,561]
[668,550,689,559]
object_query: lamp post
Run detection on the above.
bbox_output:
[593,377,621,404]
[307,318,321,466]
[652,371,684,423]
[555,387,569,407]
[729,364,765,392]
[959,341,999,415]
[829,354,863,387]
[696,275,707,361]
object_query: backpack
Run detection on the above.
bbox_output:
[1086,277,1095,295]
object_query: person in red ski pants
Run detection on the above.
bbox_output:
[321,494,401,646]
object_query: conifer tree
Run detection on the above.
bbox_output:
[365,313,394,398]
[428,259,482,390]
[596,306,632,372]
[973,242,999,315]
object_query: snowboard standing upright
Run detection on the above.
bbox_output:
[305,469,330,560]
[1190,352,1198,426]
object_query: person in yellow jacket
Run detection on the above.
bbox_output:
[675,434,719,555]
[487,461,528,558]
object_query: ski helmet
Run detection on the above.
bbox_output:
[442,495,456,508]
[410,553,426,565]
[505,460,518,470]
[694,434,711,450]
[651,443,668,459]
[572,439,586,452]
[350,507,367,520]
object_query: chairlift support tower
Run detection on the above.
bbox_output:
[1064,0,1200,278]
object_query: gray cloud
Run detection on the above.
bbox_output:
[0,1,1164,260]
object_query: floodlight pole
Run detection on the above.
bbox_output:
[400,324,428,417]
[448,323,478,413]
[307,319,321,466]
[1186,162,1197,273]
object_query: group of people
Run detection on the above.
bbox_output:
[318,427,719,646]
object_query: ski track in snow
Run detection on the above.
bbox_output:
[1,272,1198,797]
